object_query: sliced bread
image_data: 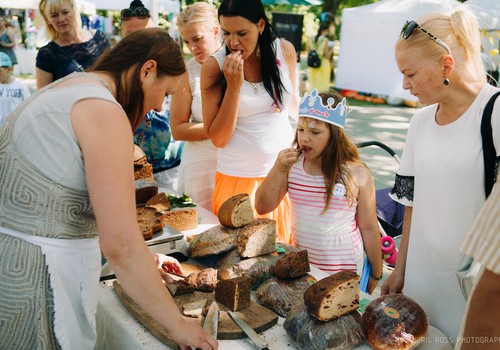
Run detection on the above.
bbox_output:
[237,218,277,258]
[304,270,360,321]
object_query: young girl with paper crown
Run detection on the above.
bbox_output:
[256,89,383,294]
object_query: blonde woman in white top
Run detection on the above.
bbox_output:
[170,2,222,210]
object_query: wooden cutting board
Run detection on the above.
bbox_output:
[113,280,278,347]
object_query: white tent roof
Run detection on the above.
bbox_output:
[335,0,460,101]
[86,0,180,13]
[465,0,500,30]
[1,0,96,15]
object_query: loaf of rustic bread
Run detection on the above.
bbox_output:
[237,218,276,258]
[256,275,316,318]
[215,276,251,311]
[274,250,310,279]
[136,207,165,240]
[304,270,360,321]
[166,280,195,297]
[162,207,197,231]
[188,225,239,258]
[145,192,171,212]
[184,268,218,292]
[218,243,299,284]
[217,193,255,228]
[363,294,428,350]
[284,304,366,350]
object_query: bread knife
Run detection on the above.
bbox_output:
[203,301,219,339]
[228,311,269,350]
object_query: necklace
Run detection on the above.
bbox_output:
[135,116,152,145]
[245,81,258,95]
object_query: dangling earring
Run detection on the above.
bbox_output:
[444,78,450,86]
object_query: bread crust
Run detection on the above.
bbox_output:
[218,193,255,228]
[274,250,310,279]
[237,218,277,258]
[362,294,428,350]
[304,270,360,321]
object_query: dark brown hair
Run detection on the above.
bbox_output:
[293,90,364,213]
[89,28,186,130]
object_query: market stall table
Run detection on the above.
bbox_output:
[95,189,453,350]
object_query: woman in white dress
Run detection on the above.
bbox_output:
[382,9,500,344]
[170,2,222,210]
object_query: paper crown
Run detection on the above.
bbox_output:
[298,89,347,129]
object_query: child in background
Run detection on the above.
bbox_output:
[0,52,30,125]
[256,89,382,294]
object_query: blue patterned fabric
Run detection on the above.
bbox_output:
[133,108,183,173]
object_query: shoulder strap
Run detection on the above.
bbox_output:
[481,91,500,197]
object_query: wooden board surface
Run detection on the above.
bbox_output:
[113,279,279,346]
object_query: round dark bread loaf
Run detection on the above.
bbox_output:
[362,294,428,350]
[284,303,366,350]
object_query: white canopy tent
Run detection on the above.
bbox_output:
[335,0,460,101]
[86,0,180,25]
[465,0,500,30]
[1,0,96,15]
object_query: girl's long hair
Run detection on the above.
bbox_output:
[89,28,185,131]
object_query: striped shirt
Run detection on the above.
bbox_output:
[461,179,500,274]
[289,157,364,275]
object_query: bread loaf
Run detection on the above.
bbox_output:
[363,294,428,350]
[214,276,251,311]
[145,192,171,212]
[136,207,165,240]
[188,225,239,258]
[162,207,198,231]
[218,193,255,228]
[256,275,316,318]
[274,250,310,279]
[237,218,276,258]
[284,304,366,350]
[304,270,360,321]
[218,243,299,284]
[184,268,218,292]
[166,280,195,296]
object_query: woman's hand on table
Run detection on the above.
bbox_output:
[170,319,219,350]
[153,253,185,283]
[380,267,404,295]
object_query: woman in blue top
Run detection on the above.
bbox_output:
[36,0,109,88]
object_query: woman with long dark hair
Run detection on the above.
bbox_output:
[201,0,298,243]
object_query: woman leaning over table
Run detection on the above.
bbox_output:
[201,0,298,244]
[381,8,500,343]
[0,28,217,350]
[170,2,223,211]
[36,0,109,88]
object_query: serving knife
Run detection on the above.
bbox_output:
[228,311,269,350]
[203,301,219,339]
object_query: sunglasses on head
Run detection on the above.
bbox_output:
[121,7,150,20]
[400,20,452,55]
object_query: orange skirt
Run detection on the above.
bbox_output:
[212,172,292,244]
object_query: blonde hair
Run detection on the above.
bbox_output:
[39,0,82,41]
[177,2,219,33]
[396,8,486,84]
